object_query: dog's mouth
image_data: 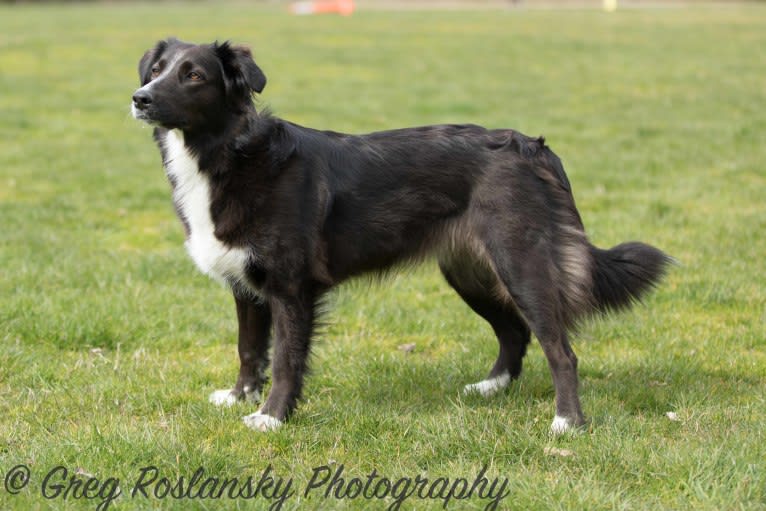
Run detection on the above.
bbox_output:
[131,100,156,124]
[131,102,150,121]
[131,102,175,130]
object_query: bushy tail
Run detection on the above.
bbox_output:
[589,242,672,314]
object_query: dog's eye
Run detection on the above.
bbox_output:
[150,65,161,78]
[187,71,204,82]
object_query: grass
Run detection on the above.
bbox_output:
[1,2,765,510]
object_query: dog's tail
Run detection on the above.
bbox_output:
[587,242,672,315]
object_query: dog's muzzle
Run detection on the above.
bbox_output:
[131,88,154,122]
[132,89,153,110]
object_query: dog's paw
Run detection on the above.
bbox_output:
[209,389,239,407]
[208,388,261,407]
[463,371,511,397]
[550,415,578,435]
[242,411,283,432]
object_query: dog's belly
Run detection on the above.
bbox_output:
[163,130,252,291]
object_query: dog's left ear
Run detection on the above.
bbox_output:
[215,42,267,110]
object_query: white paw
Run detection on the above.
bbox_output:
[243,411,283,432]
[208,388,261,407]
[463,371,511,397]
[209,389,239,407]
[550,415,573,435]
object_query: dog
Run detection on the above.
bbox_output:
[131,38,670,434]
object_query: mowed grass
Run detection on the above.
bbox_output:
[1,2,765,510]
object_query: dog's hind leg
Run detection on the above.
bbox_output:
[209,295,271,407]
[438,254,531,397]
[484,238,586,434]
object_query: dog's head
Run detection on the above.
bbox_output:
[131,38,266,132]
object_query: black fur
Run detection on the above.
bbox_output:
[590,242,671,314]
[132,38,671,430]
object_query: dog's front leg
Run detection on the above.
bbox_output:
[243,286,315,431]
[209,295,272,407]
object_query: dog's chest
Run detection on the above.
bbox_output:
[162,130,251,290]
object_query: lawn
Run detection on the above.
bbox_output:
[1,2,765,510]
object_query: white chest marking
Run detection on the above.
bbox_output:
[164,130,252,290]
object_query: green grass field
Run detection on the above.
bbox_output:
[1,2,765,510]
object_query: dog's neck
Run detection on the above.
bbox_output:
[154,108,285,183]
[155,113,249,173]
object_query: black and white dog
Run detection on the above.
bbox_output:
[131,38,670,434]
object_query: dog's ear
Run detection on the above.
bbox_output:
[138,39,170,86]
[215,41,267,110]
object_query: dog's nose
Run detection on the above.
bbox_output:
[132,90,153,110]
